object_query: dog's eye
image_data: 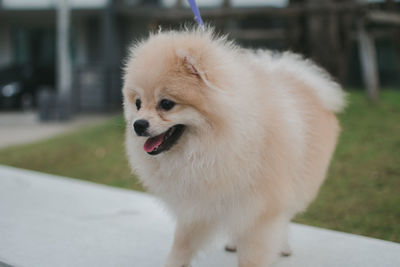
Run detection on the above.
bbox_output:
[135,98,141,110]
[159,99,175,111]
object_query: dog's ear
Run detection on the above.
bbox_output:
[183,56,200,76]
[176,49,204,79]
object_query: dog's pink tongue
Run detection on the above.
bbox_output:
[144,134,165,153]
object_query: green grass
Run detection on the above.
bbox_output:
[0,90,399,243]
[0,115,143,191]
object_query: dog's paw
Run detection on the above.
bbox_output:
[280,250,291,257]
[224,244,237,253]
[280,246,292,257]
[164,259,191,267]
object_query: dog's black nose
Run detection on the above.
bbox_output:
[133,119,149,136]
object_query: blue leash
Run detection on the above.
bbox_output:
[187,0,205,27]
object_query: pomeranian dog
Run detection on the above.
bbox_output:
[123,28,346,267]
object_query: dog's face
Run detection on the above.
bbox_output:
[123,32,226,155]
[123,83,206,155]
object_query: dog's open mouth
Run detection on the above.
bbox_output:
[144,124,185,155]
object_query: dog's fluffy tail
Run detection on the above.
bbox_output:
[260,51,347,113]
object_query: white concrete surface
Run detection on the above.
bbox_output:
[0,112,114,149]
[0,165,399,267]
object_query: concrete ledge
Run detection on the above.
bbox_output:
[0,165,399,267]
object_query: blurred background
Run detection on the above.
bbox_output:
[0,0,399,244]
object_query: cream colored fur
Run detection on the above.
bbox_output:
[123,28,346,267]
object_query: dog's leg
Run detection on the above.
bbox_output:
[164,221,212,267]
[236,215,287,267]
[280,221,292,257]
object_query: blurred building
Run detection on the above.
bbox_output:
[0,0,399,112]
[0,0,122,112]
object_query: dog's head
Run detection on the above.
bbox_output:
[123,29,233,155]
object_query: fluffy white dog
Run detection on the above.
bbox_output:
[123,28,346,267]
